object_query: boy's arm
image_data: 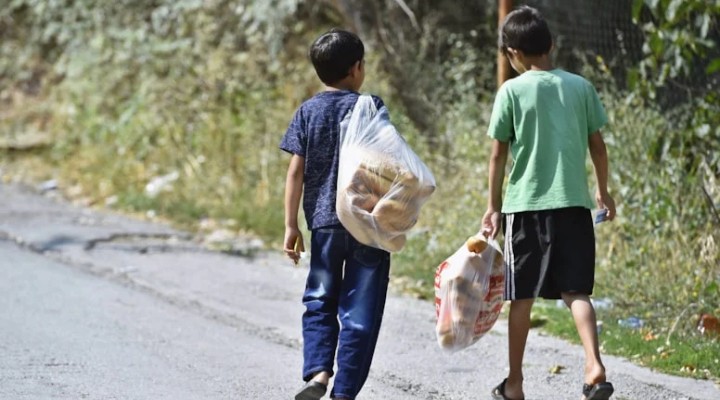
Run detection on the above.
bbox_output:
[483,139,509,238]
[284,154,305,264]
[588,131,616,220]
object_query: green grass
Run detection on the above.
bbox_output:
[532,300,720,382]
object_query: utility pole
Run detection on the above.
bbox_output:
[497,0,513,88]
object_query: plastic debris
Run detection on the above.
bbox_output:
[38,179,58,192]
[697,313,719,336]
[643,331,657,341]
[145,171,179,198]
[617,316,644,329]
[591,297,614,310]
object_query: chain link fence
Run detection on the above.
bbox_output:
[521,0,720,111]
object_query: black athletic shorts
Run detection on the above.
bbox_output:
[502,207,595,300]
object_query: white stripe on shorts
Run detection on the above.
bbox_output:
[533,238,550,298]
[504,213,515,299]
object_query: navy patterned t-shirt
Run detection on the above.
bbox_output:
[280,90,385,230]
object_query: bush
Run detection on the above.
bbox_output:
[596,89,719,339]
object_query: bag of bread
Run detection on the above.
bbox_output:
[434,233,505,352]
[336,95,435,252]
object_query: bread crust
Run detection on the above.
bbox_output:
[337,147,434,252]
[373,198,418,232]
[466,235,489,254]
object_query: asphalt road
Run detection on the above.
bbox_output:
[0,183,718,400]
[0,239,301,399]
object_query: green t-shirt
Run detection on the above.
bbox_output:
[487,69,608,213]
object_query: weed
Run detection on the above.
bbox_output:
[533,300,720,381]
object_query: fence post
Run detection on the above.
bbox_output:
[497,0,513,88]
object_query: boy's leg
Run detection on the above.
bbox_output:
[498,211,546,399]
[504,298,534,400]
[331,238,390,400]
[300,226,346,384]
[543,208,610,396]
[561,293,607,386]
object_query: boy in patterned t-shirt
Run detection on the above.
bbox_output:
[280,29,389,400]
[482,6,617,400]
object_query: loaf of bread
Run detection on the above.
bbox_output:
[384,234,406,252]
[434,237,506,351]
[336,196,374,245]
[337,147,434,252]
[351,164,396,199]
[373,198,418,233]
[466,235,489,254]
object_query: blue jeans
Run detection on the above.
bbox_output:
[302,224,391,400]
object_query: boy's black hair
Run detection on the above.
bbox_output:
[499,6,552,56]
[309,28,364,85]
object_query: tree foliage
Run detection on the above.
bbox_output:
[326,0,498,148]
[0,0,331,234]
[630,0,720,205]
[632,0,720,88]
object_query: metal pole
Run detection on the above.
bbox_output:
[497,0,513,88]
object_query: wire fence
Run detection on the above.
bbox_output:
[519,0,720,112]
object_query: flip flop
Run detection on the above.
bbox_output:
[295,380,327,400]
[491,378,525,400]
[582,382,614,400]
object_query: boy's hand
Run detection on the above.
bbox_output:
[595,191,617,221]
[283,227,305,265]
[482,209,503,239]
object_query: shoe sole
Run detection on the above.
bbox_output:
[586,383,614,400]
[295,383,326,400]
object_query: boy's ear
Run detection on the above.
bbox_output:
[348,60,362,77]
[506,47,520,57]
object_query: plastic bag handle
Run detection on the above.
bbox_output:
[474,228,501,254]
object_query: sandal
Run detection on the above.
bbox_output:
[491,378,525,400]
[295,380,327,400]
[582,382,614,400]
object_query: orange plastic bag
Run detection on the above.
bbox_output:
[434,234,505,351]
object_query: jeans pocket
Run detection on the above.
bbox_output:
[353,245,389,267]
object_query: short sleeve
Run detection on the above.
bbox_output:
[487,84,514,142]
[585,82,608,134]
[372,95,385,111]
[279,107,306,156]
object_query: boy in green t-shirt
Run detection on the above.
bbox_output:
[482,6,617,400]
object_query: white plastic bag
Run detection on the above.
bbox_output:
[336,95,436,252]
[434,234,505,352]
